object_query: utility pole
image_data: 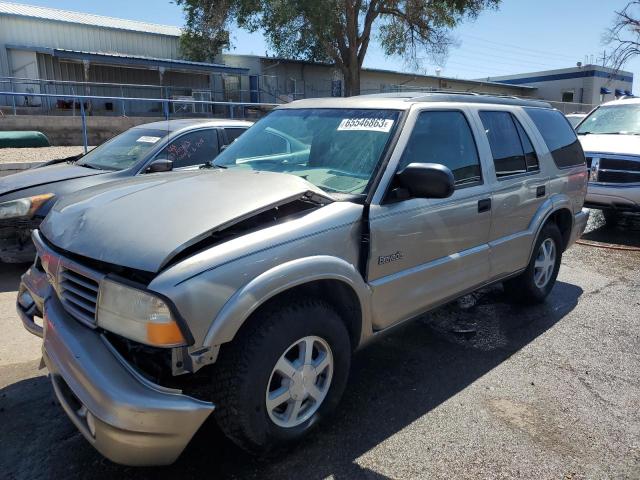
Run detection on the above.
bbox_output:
[601,50,607,67]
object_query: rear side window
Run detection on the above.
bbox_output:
[400,111,482,187]
[224,127,247,144]
[524,108,585,168]
[480,111,539,177]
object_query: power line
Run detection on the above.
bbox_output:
[459,33,582,61]
[446,50,568,70]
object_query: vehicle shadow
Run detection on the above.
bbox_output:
[0,262,28,293]
[582,210,640,248]
[0,281,583,480]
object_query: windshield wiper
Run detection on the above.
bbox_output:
[201,162,227,169]
[579,131,636,135]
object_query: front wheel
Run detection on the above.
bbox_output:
[211,297,351,454]
[503,223,563,304]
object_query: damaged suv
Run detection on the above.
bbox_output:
[18,92,589,466]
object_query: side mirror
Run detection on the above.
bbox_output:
[145,159,173,173]
[395,162,455,199]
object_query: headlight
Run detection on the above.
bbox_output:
[96,278,188,347]
[0,193,55,220]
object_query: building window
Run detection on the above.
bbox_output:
[561,91,574,103]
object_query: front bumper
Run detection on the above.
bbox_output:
[16,261,49,337]
[585,183,640,212]
[568,208,590,248]
[42,291,215,466]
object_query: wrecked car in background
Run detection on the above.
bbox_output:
[0,118,251,263]
[17,92,588,466]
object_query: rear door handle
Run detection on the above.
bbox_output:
[536,185,546,198]
[478,198,491,213]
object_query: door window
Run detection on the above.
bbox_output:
[224,127,248,145]
[480,111,533,178]
[514,119,539,172]
[399,111,482,187]
[160,129,219,168]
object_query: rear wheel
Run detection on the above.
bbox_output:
[504,223,562,304]
[211,297,351,454]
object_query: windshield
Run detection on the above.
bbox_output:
[77,128,169,170]
[576,104,640,135]
[213,108,401,195]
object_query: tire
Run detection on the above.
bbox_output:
[602,209,619,227]
[211,297,351,454]
[503,223,563,304]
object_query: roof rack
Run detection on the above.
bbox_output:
[363,91,552,108]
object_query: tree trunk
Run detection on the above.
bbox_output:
[344,66,360,96]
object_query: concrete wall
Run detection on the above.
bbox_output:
[0,115,165,146]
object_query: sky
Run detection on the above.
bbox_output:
[13,0,640,93]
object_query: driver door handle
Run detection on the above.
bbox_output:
[478,198,492,213]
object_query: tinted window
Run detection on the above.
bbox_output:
[525,108,585,168]
[161,129,219,168]
[224,127,247,144]
[515,118,539,172]
[479,111,527,177]
[400,111,482,186]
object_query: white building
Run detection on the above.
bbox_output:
[486,65,634,108]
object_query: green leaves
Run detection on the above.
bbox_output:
[177,0,501,95]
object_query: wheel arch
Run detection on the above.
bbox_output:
[526,194,575,264]
[204,256,372,349]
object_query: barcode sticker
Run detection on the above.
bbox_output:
[337,118,394,132]
[137,136,161,143]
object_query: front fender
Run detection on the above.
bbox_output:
[203,255,372,348]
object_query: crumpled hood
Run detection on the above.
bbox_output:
[0,163,103,197]
[40,170,330,272]
[579,134,640,156]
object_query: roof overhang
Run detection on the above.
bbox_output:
[6,45,250,75]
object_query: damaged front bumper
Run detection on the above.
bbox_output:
[16,257,49,338]
[42,290,215,466]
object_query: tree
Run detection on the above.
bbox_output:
[605,1,640,71]
[176,0,500,96]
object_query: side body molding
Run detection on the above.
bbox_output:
[204,256,373,348]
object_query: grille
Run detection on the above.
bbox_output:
[59,267,100,326]
[586,155,640,184]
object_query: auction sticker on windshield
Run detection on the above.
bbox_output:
[137,136,162,143]
[337,118,394,132]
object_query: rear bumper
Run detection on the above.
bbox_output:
[42,291,215,466]
[568,208,590,248]
[585,183,640,212]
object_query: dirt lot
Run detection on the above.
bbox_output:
[0,146,90,164]
[0,212,639,479]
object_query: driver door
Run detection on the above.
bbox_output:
[367,108,493,330]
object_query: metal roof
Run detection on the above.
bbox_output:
[6,45,250,74]
[0,1,182,36]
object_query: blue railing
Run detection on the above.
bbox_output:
[0,91,279,153]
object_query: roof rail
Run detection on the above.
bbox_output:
[361,91,552,108]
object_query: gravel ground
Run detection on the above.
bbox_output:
[0,212,639,479]
[0,146,92,164]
